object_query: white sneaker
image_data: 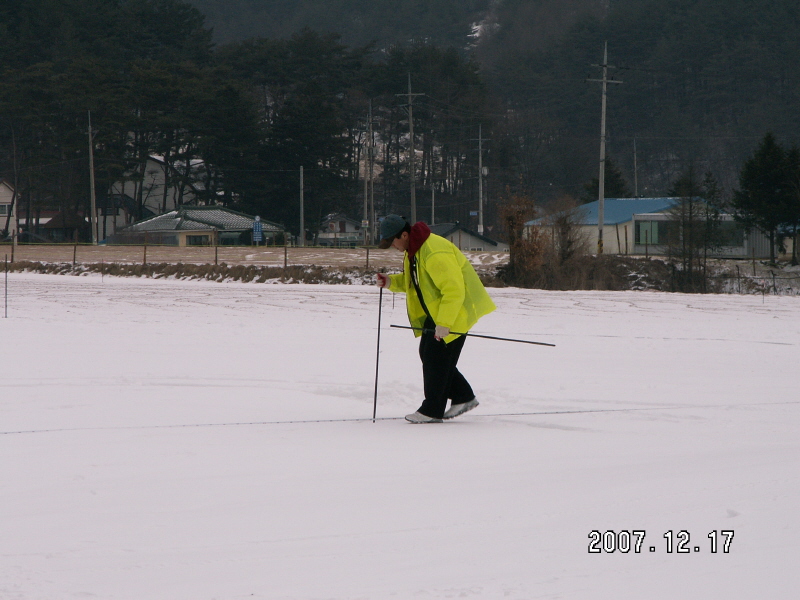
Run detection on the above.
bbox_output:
[443,398,479,420]
[404,411,443,423]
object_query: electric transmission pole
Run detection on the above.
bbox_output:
[299,165,304,247]
[397,74,423,223]
[361,101,377,244]
[470,125,490,234]
[633,137,639,198]
[88,111,98,245]
[475,124,489,235]
[587,42,622,254]
[368,102,375,244]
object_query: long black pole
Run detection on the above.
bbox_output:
[373,287,383,422]
[390,324,555,347]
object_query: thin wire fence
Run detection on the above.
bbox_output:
[0,242,509,271]
[3,243,798,295]
[708,271,800,296]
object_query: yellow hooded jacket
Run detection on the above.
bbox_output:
[387,223,496,344]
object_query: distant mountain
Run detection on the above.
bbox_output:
[478,0,800,192]
[188,0,491,48]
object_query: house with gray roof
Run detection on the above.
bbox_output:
[429,223,509,252]
[108,206,284,246]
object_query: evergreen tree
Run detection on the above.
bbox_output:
[583,156,631,203]
[732,133,793,264]
[216,29,372,232]
[0,0,220,230]
[783,146,800,265]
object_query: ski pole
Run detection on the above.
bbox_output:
[373,287,383,422]
[390,324,555,347]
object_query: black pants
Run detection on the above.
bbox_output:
[417,319,475,419]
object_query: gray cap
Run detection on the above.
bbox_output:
[378,214,408,248]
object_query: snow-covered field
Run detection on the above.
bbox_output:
[1,274,798,600]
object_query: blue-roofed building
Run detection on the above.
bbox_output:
[568,198,677,227]
[526,198,676,255]
[525,197,778,258]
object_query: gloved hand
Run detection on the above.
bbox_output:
[434,325,450,341]
[376,273,389,288]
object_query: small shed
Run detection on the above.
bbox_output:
[430,223,509,252]
[39,211,92,243]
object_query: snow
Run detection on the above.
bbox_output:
[1,273,798,599]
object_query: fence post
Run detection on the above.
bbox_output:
[752,246,756,276]
[10,232,14,263]
[143,232,148,266]
[73,242,77,268]
[215,243,218,266]
[284,244,288,270]
[736,265,741,294]
[366,246,370,269]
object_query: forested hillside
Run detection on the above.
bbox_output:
[188,0,491,48]
[479,0,800,195]
[190,0,800,198]
[1,0,799,243]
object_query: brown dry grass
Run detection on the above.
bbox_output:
[5,260,506,287]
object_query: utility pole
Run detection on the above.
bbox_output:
[477,124,488,235]
[368,100,375,245]
[397,74,423,223]
[88,111,98,245]
[633,137,639,198]
[471,125,490,234]
[587,42,622,254]
[431,185,435,225]
[361,101,377,245]
[299,165,304,247]
[6,124,19,245]
[362,113,369,245]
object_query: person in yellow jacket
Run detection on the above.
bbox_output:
[376,215,496,423]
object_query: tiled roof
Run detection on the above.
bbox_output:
[181,208,254,230]
[126,212,209,232]
[124,207,283,232]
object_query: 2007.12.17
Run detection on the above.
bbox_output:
[588,530,734,553]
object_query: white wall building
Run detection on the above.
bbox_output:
[527,198,785,259]
[0,179,18,238]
